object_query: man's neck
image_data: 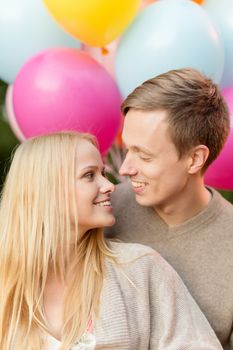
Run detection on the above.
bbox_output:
[154,183,211,227]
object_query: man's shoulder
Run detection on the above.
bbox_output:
[211,187,233,217]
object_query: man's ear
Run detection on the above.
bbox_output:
[188,145,210,174]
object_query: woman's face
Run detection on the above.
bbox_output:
[75,139,115,235]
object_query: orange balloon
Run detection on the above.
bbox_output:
[193,0,204,4]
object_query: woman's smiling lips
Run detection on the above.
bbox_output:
[93,198,113,211]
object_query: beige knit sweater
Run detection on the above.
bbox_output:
[106,182,233,349]
[45,242,222,349]
[95,242,222,349]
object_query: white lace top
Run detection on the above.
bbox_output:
[46,334,60,350]
[45,331,96,350]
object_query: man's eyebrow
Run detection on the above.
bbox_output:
[126,145,155,157]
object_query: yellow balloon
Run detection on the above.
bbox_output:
[43,0,141,47]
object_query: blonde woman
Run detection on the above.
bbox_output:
[0,132,222,350]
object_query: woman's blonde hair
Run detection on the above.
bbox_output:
[0,132,114,349]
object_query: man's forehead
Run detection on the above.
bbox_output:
[124,109,168,130]
[121,126,159,157]
[123,110,169,140]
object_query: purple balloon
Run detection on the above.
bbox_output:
[13,48,122,154]
[205,86,233,190]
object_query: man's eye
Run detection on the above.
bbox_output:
[139,155,152,162]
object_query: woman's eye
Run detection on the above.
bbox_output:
[101,170,106,177]
[84,172,94,180]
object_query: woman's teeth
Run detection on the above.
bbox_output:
[94,200,111,207]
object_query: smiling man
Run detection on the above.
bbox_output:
[106,68,233,349]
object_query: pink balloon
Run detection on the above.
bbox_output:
[13,48,122,154]
[5,84,25,142]
[205,86,233,190]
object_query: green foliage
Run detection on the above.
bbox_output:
[105,143,126,185]
[0,79,7,105]
[219,190,233,204]
[0,80,19,188]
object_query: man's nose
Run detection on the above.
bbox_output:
[119,153,137,176]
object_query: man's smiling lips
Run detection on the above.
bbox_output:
[131,180,147,193]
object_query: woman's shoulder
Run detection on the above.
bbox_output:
[106,241,181,297]
[108,240,160,264]
[107,240,181,284]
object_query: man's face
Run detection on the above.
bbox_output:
[120,109,191,209]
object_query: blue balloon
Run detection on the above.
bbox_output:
[116,0,224,97]
[203,0,233,89]
[0,0,81,83]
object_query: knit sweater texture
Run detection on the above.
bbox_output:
[45,242,223,349]
[105,182,233,349]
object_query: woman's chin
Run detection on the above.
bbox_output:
[103,216,116,228]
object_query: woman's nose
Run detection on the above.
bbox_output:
[100,176,115,194]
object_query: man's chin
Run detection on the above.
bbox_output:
[134,194,152,207]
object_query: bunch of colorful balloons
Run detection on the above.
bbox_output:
[0,0,233,187]
[1,0,137,154]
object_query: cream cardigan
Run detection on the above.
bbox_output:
[45,242,222,349]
